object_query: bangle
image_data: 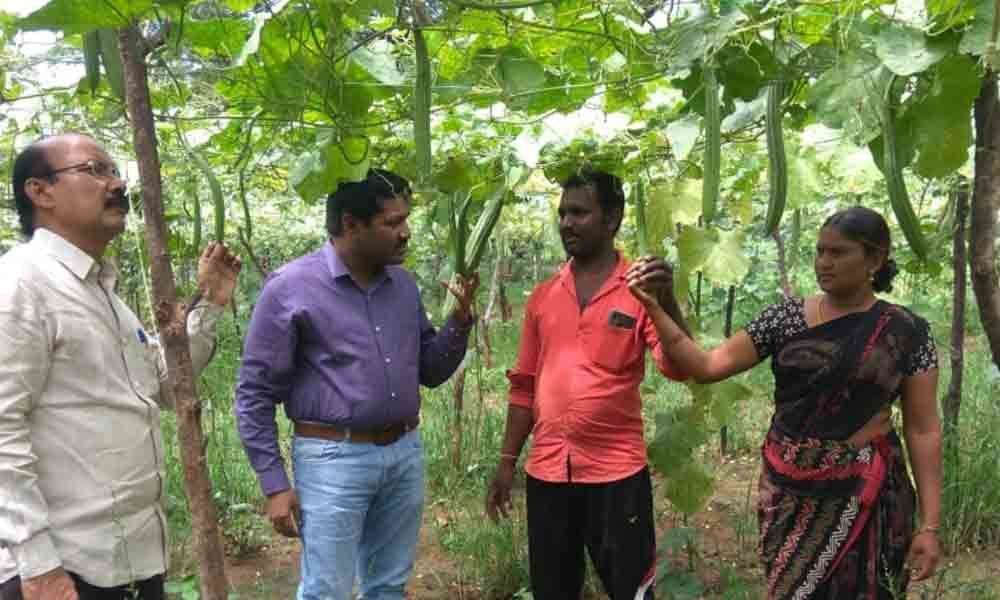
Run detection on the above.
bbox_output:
[500,453,518,462]
[914,524,939,537]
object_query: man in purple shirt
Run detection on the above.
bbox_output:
[234,169,477,600]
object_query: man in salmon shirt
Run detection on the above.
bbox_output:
[485,169,690,600]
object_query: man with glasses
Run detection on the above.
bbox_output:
[0,133,242,600]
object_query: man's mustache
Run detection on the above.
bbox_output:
[107,191,131,213]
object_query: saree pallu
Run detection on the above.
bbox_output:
[756,301,923,599]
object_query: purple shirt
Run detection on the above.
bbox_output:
[235,241,472,495]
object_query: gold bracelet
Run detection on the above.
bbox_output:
[914,524,940,537]
[500,453,518,462]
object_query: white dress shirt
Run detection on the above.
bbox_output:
[0,229,222,587]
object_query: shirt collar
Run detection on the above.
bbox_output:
[323,240,393,287]
[30,228,104,282]
[557,249,628,286]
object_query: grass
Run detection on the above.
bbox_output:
[157,279,1000,599]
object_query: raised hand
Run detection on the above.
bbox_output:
[625,256,676,306]
[442,273,480,323]
[196,241,242,306]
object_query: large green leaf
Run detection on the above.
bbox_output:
[676,226,749,286]
[224,0,257,10]
[786,5,837,46]
[786,142,825,209]
[926,0,978,31]
[665,114,700,162]
[807,52,888,142]
[910,55,979,178]
[661,11,747,74]
[351,43,405,87]
[716,42,778,102]
[19,0,153,33]
[874,25,950,76]
[664,459,714,514]
[959,0,997,55]
[868,112,917,173]
[648,406,709,475]
[709,380,751,426]
[433,156,478,194]
[497,46,547,109]
[182,18,253,60]
[290,134,371,203]
[721,89,767,133]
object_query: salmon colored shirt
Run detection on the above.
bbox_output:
[507,253,686,484]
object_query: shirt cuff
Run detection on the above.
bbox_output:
[509,393,534,408]
[11,531,61,579]
[258,466,292,497]
[446,313,475,334]
[187,299,224,335]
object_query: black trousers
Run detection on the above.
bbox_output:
[0,573,163,600]
[526,467,656,600]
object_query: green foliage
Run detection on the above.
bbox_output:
[7,1,1000,594]
[19,0,151,33]
[909,55,980,179]
[873,24,951,77]
[289,133,370,203]
[676,226,750,287]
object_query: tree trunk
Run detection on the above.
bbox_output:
[451,365,467,468]
[944,183,969,438]
[119,26,229,600]
[772,230,794,298]
[971,71,1000,369]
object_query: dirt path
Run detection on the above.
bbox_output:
[225,514,467,599]
[211,454,997,599]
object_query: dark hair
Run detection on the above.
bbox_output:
[326,168,412,236]
[12,140,54,238]
[561,169,626,234]
[822,205,899,293]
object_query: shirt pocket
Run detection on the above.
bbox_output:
[122,328,160,401]
[586,323,639,372]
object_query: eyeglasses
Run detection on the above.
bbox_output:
[47,159,122,180]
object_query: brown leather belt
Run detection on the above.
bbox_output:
[294,417,419,446]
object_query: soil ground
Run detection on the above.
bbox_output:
[208,455,998,599]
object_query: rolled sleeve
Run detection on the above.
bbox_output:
[507,299,540,408]
[234,277,297,497]
[187,300,224,376]
[0,281,60,578]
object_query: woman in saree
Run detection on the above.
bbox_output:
[626,206,941,599]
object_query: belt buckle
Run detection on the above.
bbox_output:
[374,423,401,447]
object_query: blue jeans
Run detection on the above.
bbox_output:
[293,429,424,600]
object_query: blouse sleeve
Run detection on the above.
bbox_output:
[743,300,797,360]
[905,315,938,376]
